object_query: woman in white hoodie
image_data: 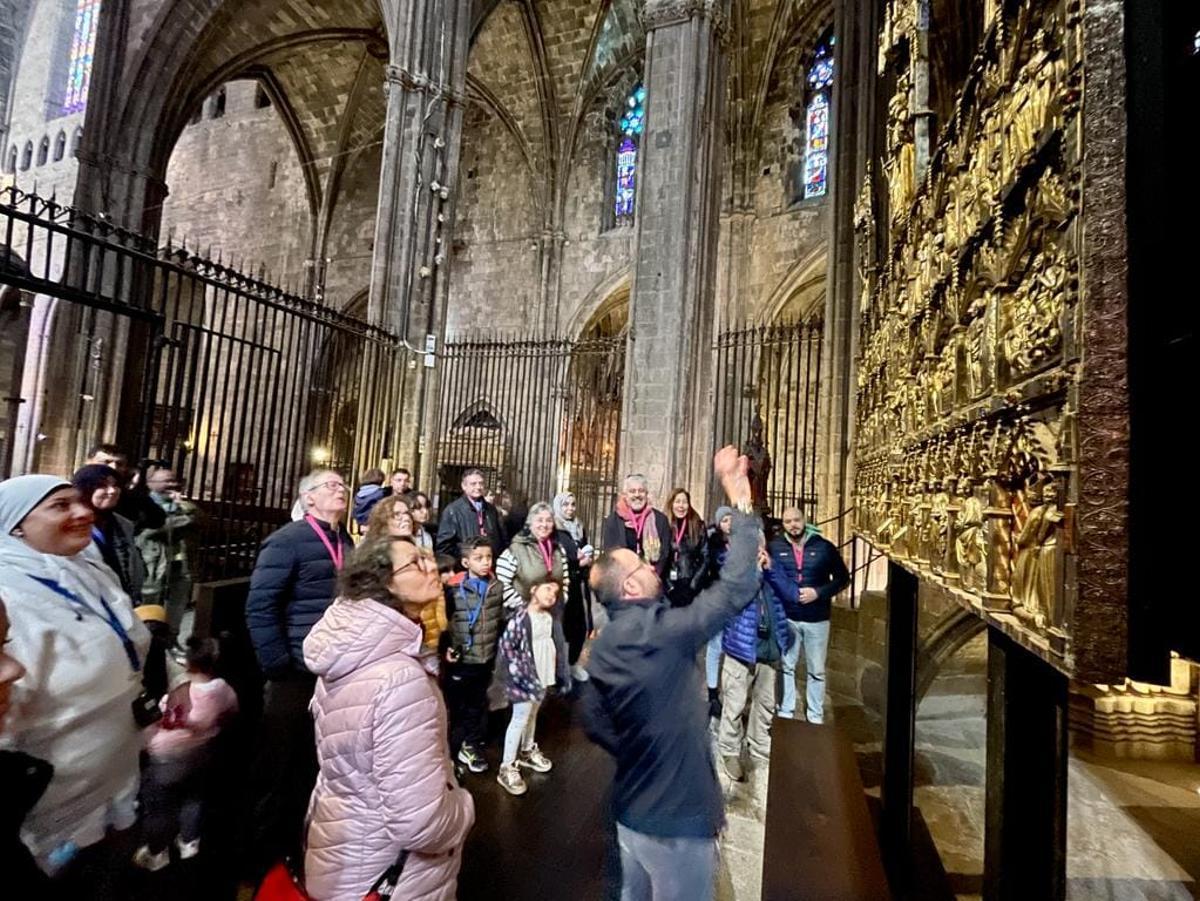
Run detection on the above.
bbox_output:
[0,475,151,887]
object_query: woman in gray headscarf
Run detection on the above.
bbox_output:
[552,493,595,682]
[0,475,151,887]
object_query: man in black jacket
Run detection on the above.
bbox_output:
[581,447,759,901]
[601,473,674,582]
[435,468,504,559]
[244,468,353,877]
[763,505,849,724]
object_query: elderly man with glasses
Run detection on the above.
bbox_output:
[601,473,674,583]
[245,468,354,879]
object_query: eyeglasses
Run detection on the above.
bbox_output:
[316,480,347,492]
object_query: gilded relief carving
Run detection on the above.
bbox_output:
[855,0,1082,662]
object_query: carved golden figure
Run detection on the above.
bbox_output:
[1010,472,1064,628]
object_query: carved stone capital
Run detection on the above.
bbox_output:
[642,0,729,38]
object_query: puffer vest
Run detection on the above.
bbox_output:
[447,579,505,665]
[506,532,568,603]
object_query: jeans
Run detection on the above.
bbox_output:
[704,633,723,690]
[617,823,718,901]
[717,658,776,761]
[778,619,830,723]
[140,748,212,852]
[502,699,541,765]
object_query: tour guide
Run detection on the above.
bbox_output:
[581,446,760,901]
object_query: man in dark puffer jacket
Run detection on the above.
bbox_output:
[244,468,353,879]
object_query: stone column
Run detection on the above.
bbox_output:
[818,0,879,539]
[618,0,729,508]
[369,0,472,486]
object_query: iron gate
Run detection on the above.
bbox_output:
[711,318,824,519]
[0,185,407,577]
[435,332,625,542]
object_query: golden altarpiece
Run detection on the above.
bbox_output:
[852,0,1131,684]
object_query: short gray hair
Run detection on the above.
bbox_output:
[527,502,554,521]
[622,473,648,491]
[299,469,340,496]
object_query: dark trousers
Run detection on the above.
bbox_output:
[444,661,493,753]
[246,671,317,879]
[140,748,212,853]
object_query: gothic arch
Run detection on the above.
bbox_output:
[915,608,988,703]
[565,268,631,339]
[759,248,827,325]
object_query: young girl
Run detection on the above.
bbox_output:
[495,579,559,796]
[133,637,238,870]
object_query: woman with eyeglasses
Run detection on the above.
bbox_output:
[0,475,151,891]
[303,537,475,900]
[367,495,414,540]
[403,491,436,552]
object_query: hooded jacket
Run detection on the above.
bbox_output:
[303,598,475,901]
[0,533,151,871]
[352,484,385,527]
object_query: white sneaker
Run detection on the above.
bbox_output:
[133,845,171,872]
[176,836,201,860]
[571,665,590,683]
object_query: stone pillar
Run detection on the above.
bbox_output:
[618,0,729,508]
[369,0,471,486]
[818,0,879,540]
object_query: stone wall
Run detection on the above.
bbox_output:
[160,81,312,291]
[4,0,84,196]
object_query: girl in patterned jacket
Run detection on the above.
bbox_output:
[495,579,559,796]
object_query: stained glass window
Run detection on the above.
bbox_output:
[803,35,835,199]
[62,0,100,115]
[614,83,646,224]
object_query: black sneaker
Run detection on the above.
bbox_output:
[457,744,488,774]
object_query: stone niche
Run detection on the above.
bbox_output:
[852,0,1130,684]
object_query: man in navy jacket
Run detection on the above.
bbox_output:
[763,506,849,724]
[244,468,353,877]
[580,447,758,901]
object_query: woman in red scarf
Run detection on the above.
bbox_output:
[600,474,673,584]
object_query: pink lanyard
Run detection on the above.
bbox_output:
[673,520,687,547]
[631,508,650,542]
[537,539,555,573]
[306,515,345,571]
[792,539,806,582]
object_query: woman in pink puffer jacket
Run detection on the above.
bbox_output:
[303,537,474,901]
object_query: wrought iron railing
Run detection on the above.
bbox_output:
[0,185,409,579]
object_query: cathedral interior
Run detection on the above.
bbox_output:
[0,0,1197,899]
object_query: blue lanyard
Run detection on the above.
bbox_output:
[461,581,487,650]
[29,574,141,672]
[91,525,107,548]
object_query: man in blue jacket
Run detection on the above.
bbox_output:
[580,446,758,901]
[763,506,849,724]
[244,468,353,878]
[717,556,793,782]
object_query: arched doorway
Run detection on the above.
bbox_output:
[558,285,628,539]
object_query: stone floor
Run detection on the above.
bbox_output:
[904,636,1200,901]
